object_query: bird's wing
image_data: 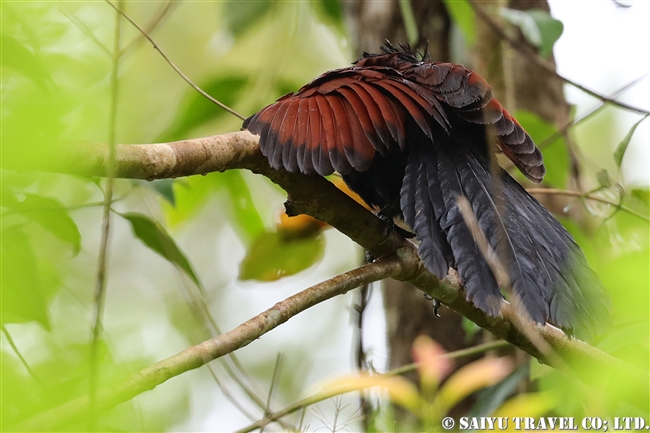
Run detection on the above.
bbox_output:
[243,67,449,176]
[404,63,546,183]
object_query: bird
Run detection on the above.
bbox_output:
[243,42,609,339]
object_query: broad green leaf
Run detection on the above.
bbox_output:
[443,0,476,47]
[4,193,81,255]
[157,75,248,142]
[239,231,325,281]
[614,114,649,168]
[224,0,275,37]
[222,170,266,243]
[513,110,569,188]
[1,227,50,328]
[121,212,202,289]
[500,8,541,45]
[500,9,563,58]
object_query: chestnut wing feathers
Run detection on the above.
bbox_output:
[243,63,545,182]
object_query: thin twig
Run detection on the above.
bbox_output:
[104,0,245,120]
[527,188,649,222]
[234,340,511,433]
[468,0,650,115]
[60,8,111,56]
[261,353,283,432]
[456,196,510,288]
[537,74,649,149]
[205,364,260,423]
[353,254,372,431]
[120,1,176,55]
[89,3,122,428]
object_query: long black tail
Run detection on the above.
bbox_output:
[400,140,609,339]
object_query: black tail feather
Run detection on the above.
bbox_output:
[400,148,451,278]
[400,140,609,338]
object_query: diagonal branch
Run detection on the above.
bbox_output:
[14,257,405,430]
[11,131,650,426]
[104,0,245,120]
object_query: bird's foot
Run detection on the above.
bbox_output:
[423,293,442,317]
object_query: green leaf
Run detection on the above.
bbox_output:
[224,1,275,37]
[1,227,51,328]
[500,9,563,58]
[222,171,266,243]
[5,193,81,255]
[513,110,569,188]
[525,10,564,58]
[239,231,325,281]
[121,212,202,289]
[157,75,248,142]
[443,0,476,47]
[614,114,649,168]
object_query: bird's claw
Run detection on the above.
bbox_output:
[423,293,442,317]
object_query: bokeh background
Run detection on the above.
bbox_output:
[2,0,648,431]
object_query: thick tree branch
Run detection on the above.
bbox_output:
[12,131,649,428]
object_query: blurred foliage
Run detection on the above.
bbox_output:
[499,8,564,58]
[443,0,476,47]
[1,1,648,431]
[320,337,519,430]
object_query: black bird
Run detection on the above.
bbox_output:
[243,42,609,338]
